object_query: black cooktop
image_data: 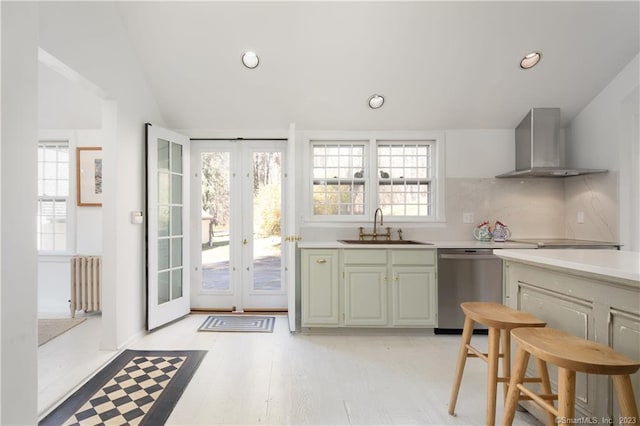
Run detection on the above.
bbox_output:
[509,238,621,248]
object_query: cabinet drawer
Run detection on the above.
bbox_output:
[343,249,388,265]
[391,250,435,266]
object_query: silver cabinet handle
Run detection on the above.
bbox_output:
[316,258,327,264]
[439,254,497,260]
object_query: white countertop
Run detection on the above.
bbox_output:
[494,249,640,283]
[297,240,537,249]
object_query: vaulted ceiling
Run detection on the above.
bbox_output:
[116,1,639,131]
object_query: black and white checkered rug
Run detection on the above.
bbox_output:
[39,350,206,426]
[198,315,275,333]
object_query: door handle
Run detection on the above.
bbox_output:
[315,258,327,264]
[242,238,248,245]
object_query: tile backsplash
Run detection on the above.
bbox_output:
[564,172,619,242]
[440,177,565,240]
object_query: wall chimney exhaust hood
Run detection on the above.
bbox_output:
[496,108,607,178]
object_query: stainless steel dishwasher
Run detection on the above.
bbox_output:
[435,248,503,334]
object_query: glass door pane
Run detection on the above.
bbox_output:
[200,152,231,292]
[157,139,185,305]
[251,151,282,292]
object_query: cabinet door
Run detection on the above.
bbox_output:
[344,266,388,326]
[518,282,595,416]
[391,266,437,326]
[610,309,640,421]
[301,250,339,326]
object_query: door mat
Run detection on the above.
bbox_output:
[39,349,207,426]
[198,315,275,333]
[38,317,87,346]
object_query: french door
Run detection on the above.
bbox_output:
[190,140,287,311]
[146,124,190,330]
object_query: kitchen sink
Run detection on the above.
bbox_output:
[339,239,432,245]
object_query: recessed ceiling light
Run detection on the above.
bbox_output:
[242,51,259,69]
[368,94,385,109]
[520,52,542,69]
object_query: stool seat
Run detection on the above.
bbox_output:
[461,302,547,330]
[503,327,640,425]
[511,327,640,376]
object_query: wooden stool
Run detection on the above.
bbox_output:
[448,302,548,425]
[502,327,640,425]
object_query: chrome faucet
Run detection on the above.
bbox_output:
[373,207,383,237]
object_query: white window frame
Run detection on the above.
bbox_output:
[309,139,369,220]
[301,131,446,225]
[37,131,76,255]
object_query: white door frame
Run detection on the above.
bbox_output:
[190,139,288,311]
[285,123,298,331]
[190,140,239,310]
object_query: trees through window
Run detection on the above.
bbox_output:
[308,135,441,221]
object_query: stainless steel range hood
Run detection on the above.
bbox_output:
[496,108,607,178]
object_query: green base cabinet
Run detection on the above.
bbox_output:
[301,248,437,328]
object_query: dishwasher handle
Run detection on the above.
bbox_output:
[439,254,498,260]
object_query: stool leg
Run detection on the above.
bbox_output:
[612,374,639,417]
[557,367,576,422]
[502,345,529,426]
[487,326,501,426]
[501,328,511,402]
[535,358,556,426]
[448,315,475,416]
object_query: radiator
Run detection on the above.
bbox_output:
[70,256,102,318]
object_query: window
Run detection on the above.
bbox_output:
[37,141,70,251]
[306,132,445,222]
[311,142,367,216]
[377,142,432,217]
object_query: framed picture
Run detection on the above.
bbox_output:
[76,147,103,206]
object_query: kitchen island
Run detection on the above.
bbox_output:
[494,249,639,422]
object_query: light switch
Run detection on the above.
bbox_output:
[577,211,585,224]
[131,211,143,224]
[463,213,474,224]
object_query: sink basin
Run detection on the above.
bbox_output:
[339,239,432,245]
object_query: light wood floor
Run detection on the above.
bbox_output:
[39,314,542,425]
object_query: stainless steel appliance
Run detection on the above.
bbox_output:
[496,108,607,178]
[508,238,621,249]
[436,248,503,334]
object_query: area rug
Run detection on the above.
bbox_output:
[39,349,207,426]
[198,315,275,333]
[38,317,87,346]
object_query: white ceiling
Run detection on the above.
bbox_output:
[116,1,639,131]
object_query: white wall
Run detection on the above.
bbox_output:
[445,129,514,178]
[567,54,639,250]
[1,3,39,424]
[37,2,165,348]
[38,62,102,129]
